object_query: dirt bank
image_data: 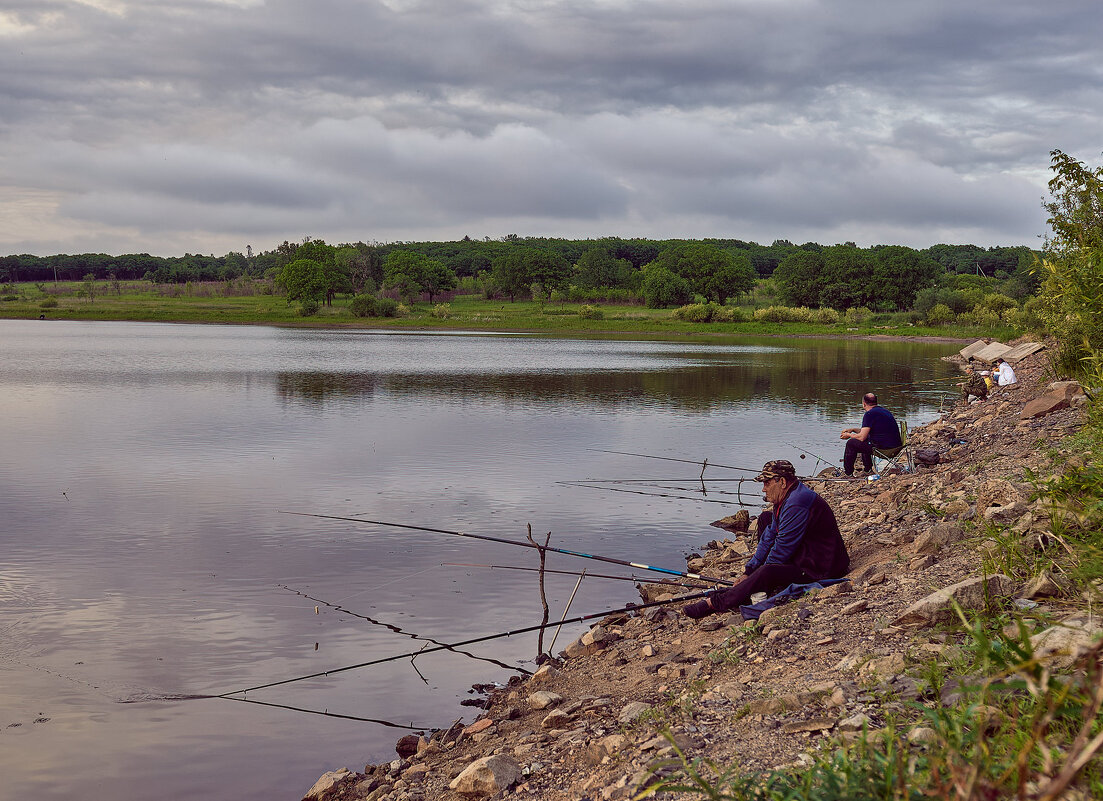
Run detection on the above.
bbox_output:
[303,342,1094,801]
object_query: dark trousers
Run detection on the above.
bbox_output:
[843,437,874,475]
[709,563,810,614]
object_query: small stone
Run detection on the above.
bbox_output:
[463,718,494,736]
[779,717,835,734]
[530,664,559,684]
[908,726,940,745]
[527,691,563,710]
[618,701,652,724]
[841,600,868,615]
[838,713,872,732]
[540,709,573,729]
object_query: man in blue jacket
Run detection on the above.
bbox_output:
[683,460,849,619]
[839,393,902,476]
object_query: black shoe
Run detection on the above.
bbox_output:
[683,600,712,619]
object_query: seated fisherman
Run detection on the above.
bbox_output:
[839,392,902,476]
[683,460,849,619]
[994,357,1017,386]
[960,362,989,404]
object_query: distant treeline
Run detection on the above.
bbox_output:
[0,237,1035,285]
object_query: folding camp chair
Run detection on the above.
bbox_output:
[872,419,913,474]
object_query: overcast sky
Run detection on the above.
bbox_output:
[1,0,1100,257]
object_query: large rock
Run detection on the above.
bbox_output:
[449,755,522,796]
[1030,617,1103,669]
[894,574,1018,627]
[303,769,353,801]
[1021,394,1070,420]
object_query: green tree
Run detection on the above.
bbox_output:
[574,247,634,289]
[383,249,457,303]
[276,259,327,304]
[868,246,942,311]
[81,272,96,302]
[772,250,826,307]
[1038,149,1103,371]
[641,265,692,308]
[489,247,570,301]
[647,243,755,304]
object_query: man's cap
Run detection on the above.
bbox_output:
[755,459,797,482]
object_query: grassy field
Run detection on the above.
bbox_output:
[0,281,1020,342]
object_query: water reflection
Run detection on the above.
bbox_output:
[0,320,960,801]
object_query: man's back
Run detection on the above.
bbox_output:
[861,405,901,449]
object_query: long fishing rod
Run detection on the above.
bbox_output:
[216,586,718,698]
[441,562,713,590]
[559,480,747,506]
[585,448,843,483]
[279,511,736,586]
[220,694,430,729]
[588,448,761,473]
[277,585,531,676]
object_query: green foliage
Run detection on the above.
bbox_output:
[844,307,871,325]
[431,303,451,319]
[81,272,96,302]
[375,297,399,318]
[383,249,457,303]
[648,243,756,304]
[1037,150,1103,375]
[773,245,942,311]
[298,299,320,317]
[671,302,742,323]
[39,297,58,309]
[641,266,692,308]
[277,258,328,304]
[926,303,954,325]
[574,246,635,290]
[349,294,378,318]
[753,305,816,323]
[578,304,604,320]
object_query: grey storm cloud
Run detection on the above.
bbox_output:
[0,0,1101,255]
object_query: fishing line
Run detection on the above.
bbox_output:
[279,511,736,586]
[220,695,430,729]
[559,481,745,506]
[216,586,719,698]
[278,585,530,676]
[441,562,712,590]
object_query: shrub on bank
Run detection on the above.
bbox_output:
[299,300,320,317]
[349,294,377,317]
[578,304,604,320]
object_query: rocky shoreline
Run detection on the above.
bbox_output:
[303,342,1099,801]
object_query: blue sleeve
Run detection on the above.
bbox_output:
[746,516,777,572]
[763,486,814,566]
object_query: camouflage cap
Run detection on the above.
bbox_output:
[754,459,797,482]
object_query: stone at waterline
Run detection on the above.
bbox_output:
[449,755,522,796]
[303,768,352,801]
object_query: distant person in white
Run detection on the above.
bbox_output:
[994,358,1017,386]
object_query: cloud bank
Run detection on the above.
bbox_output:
[1,0,1099,255]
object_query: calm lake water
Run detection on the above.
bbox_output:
[0,320,959,800]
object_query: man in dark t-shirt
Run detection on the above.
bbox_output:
[839,393,902,475]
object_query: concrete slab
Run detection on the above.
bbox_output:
[959,340,990,360]
[1001,342,1046,363]
[973,342,1013,363]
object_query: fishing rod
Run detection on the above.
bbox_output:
[441,562,713,590]
[586,448,843,483]
[559,480,747,506]
[220,694,430,729]
[588,448,762,474]
[277,585,532,676]
[279,511,737,586]
[216,586,719,698]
